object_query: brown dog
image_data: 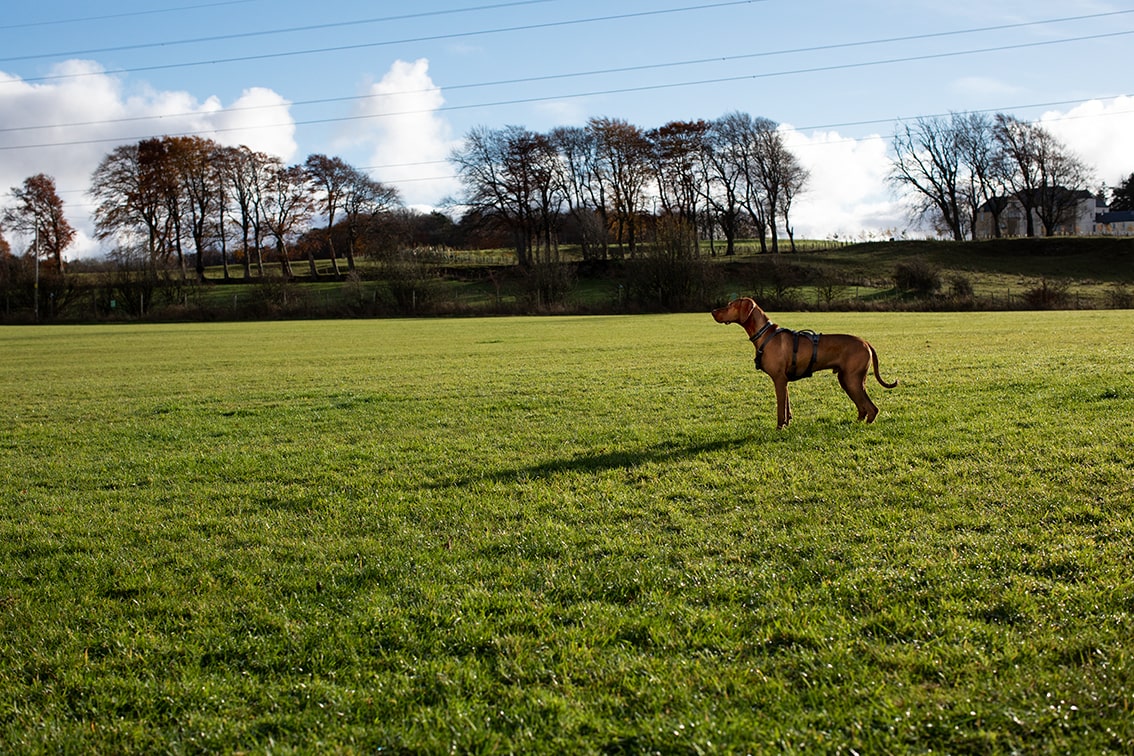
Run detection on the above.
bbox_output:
[712,297,897,428]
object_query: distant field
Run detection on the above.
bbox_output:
[2,311,1132,752]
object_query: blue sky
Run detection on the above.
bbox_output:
[2,0,1132,255]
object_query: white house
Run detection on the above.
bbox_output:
[1094,209,1134,236]
[974,189,1134,238]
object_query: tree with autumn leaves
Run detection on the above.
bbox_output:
[2,174,76,276]
[90,136,401,282]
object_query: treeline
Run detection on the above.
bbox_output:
[5,107,1133,322]
[3,111,811,286]
[0,140,455,319]
[450,113,809,266]
[0,111,814,319]
[87,137,407,282]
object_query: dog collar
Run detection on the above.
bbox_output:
[749,320,776,343]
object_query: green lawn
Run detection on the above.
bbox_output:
[1,311,1132,753]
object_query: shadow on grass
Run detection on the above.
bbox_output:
[424,436,753,489]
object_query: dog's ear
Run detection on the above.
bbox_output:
[738,298,755,323]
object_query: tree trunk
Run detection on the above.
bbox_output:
[277,240,293,278]
[241,223,252,279]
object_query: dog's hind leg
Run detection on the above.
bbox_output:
[837,369,879,423]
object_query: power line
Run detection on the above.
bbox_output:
[0,0,563,62]
[0,0,258,31]
[3,27,1131,153]
[1,0,767,85]
[375,94,1134,163]
[45,90,1130,205]
[291,29,1134,127]
[3,9,1130,138]
[45,93,1134,213]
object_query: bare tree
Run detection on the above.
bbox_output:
[222,145,268,279]
[779,152,809,253]
[750,117,806,253]
[90,143,170,275]
[702,118,747,256]
[589,117,652,257]
[954,112,1008,239]
[994,115,1093,236]
[993,115,1044,237]
[889,115,968,241]
[707,111,807,253]
[1034,136,1093,237]
[304,154,356,275]
[549,125,608,260]
[262,164,313,279]
[451,125,561,268]
[211,146,236,280]
[136,138,192,280]
[341,169,401,268]
[164,136,222,282]
[649,120,711,257]
[452,126,517,262]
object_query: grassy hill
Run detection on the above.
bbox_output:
[767,237,1134,280]
[417,236,1134,313]
[12,237,1134,323]
[706,237,1134,311]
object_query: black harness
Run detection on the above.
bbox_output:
[751,321,821,381]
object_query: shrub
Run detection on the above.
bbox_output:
[1105,283,1133,309]
[385,257,440,314]
[816,281,849,307]
[751,258,812,310]
[949,274,974,299]
[623,219,718,310]
[623,256,717,311]
[1022,278,1069,309]
[520,261,577,310]
[893,259,942,297]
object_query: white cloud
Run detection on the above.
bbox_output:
[211,88,297,160]
[782,127,910,240]
[0,61,296,258]
[1039,96,1134,187]
[349,58,460,207]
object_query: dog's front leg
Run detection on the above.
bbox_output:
[773,377,791,429]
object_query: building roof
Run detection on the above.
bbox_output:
[1096,210,1134,224]
[977,187,1095,212]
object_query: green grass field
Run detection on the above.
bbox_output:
[2,311,1132,753]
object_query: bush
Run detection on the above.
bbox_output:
[623,256,717,311]
[1105,283,1133,309]
[949,274,974,299]
[623,219,718,310]
[893,259,942,297]
[750,258,812,310]
[385,257,440,314]
[520,261,577,310]
[1022,278,1069,309]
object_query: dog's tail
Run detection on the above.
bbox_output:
[870,345,898,388]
